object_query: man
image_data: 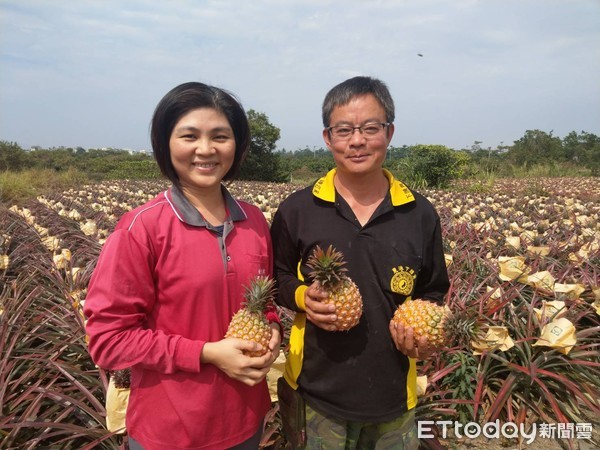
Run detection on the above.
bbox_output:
[271,76,449,449]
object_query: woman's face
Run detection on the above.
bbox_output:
[169,108,236,192]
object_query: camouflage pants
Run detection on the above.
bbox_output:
[304,403,419,450]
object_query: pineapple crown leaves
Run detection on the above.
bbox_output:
[306,244,349,289]
[241,275,276,315]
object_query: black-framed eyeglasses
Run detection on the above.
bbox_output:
[326,122,391,139]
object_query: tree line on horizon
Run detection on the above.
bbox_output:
[1,109,599,190]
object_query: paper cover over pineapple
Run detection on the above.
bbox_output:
[105,377,129,434]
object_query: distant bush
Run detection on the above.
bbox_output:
[504,161,592,178]
[0,171,38,204]
[396,145,470,188]
[0,168,88,205]
[103,159,162,180]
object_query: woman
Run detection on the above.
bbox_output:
[84,82,281,450]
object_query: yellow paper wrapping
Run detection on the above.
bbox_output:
[533,317,577,355]
[267,353,286,402]
[553,283,585,299]
[498,256,530,282]
[526,271,555,292]
[520,230,537,242]
[80,219,98,236]
[582,239,600,253]
[53,248,72,269]
[509,222,521,233]
[42,236,61,252]
[416,375,428,397]
[527,245,551,256]
[570,240,600,263]
[534,300,566,322]
[471,326,514,355]
[71,266,82,282]
[34,224,48,237]
[486,285,503,299]
[444,253,453,267]
[505,236,521,250]
[485,286,504,308]
[106,378,129,434]
[593,298,600,316]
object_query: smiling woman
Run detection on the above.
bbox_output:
[83,82,282,450]
[169,108,236,223]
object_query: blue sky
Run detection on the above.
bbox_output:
[1,0,599,152]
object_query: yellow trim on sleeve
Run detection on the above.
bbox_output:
[284,313,306,390]
[297,259,305,282]
[295,259,307,310]
[406,357,418,409]
[284,259,308,389]
[295,285,307,311]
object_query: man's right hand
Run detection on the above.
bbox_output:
[304,281,338,331]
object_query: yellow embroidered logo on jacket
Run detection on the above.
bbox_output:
[390,266,416,295]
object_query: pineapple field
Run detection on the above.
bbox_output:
[1,177,599,449]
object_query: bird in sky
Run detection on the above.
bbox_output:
[417,53,423,57]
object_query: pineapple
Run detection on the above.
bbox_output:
[392,299,451,350]
[225,275,276,356]
[306,245,363,331]
[111,369,131,389]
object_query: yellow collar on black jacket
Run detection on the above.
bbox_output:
[311,168,415,207]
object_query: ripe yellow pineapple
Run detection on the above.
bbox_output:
[307,245,363,331]
[392,299,451,350]
[225,275,275,356]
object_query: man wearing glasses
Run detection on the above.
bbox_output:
[271,76,449,449]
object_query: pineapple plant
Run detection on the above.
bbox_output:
[225,275,276,356]
[392,299,451,350]
[111,369,131,389]
[441,305,487,349]
[306,245,363,331]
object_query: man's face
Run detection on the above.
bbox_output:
[322,94,394,178]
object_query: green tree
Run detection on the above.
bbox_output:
[562,130,600,175]
[239,109,284,181]
[508,130,562,166]
[466,143,507,177]
[0,141,30,171]
[27,147,78,171]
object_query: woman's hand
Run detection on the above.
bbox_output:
[389,320,436,360]
[201,339,273,386]
[304,281,338,331]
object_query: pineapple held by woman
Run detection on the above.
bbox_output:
[307,245,363,331]
[392,299,451,350]
[225,275,276,357]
